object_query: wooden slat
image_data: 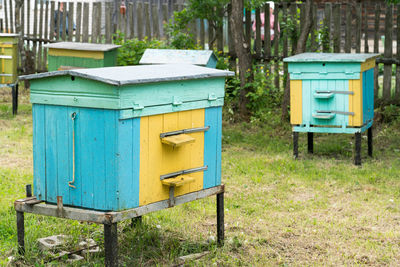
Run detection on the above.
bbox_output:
[264,3,271,72]
[4,0,8,33]
[344,3,351,53]
[216,8,223,52]
[9,0,14,33]
[33,0,38,70]
[43,0,49,70]
[55,2,60,40]
[200,19,205,49]
[333,3,341,53]
[82,2,89,43]
[289,3,296,55]
[363,3,369,53]
[323,3,332,52]
[255,8,261,57]
[91,2,97,43]
[75,2,82,42]
[310,4,317,51]
[157,0,164,37]
[283,3,288,89]
[148,0,154,38]
[374,3,381,101]
[137,1,143,40]
[355,3,361,53]
[105,2,112,43]
[129,2,134,39]
[27,0,30,40]
[97,2,103,43]
[162,4,168,39]
[144,2,151,39]
[38,0,44,71]
[49,1,55,42]
[383,4,393,102]
[152,2,159,39]
[61,2,67,41]
[396,4,400,99]
[273,5,279,90]
[67,2,74,42]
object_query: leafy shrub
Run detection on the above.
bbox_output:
[113,31,168,66]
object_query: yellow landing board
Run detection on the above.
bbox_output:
[48,48,104,59]
[290,80,302,125]
[139,109,205,206]
[348,77,363,126]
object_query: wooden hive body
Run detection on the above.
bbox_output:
[0,34,19,85]
[22,64,233,211]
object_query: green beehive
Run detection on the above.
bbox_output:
[44,42,121,71]
[0,33,19,85]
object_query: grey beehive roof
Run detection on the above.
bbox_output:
[139,49,217,66]
[43,42,121,51]
[19,64,235,86]
[283,53,380,63]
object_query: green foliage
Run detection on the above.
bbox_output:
[165,8,198,49]
[380,104,400,123]
[113,31,168,66]
[318,22,331,52]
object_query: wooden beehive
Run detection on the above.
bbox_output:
[44,42,121,71]
[284,53,379,134]
[0,33,19,85]
[21,64,233,211]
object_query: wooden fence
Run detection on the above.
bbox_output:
[2,1,400,104]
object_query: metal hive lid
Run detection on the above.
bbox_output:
[139,49,217,66]
[20,64,235,86]
[43,42,121,51]
[283,53,380,63]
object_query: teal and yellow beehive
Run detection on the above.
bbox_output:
[0,33,19,85]
[44,42,120,71]
[21,64,233,211]
[284,53,379,132]
[284,53,379,164]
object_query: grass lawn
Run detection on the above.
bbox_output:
[1,87,400,266]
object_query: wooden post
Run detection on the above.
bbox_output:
[82,3,89,43]
[4,0,8,33]
[273,5,279,90]
[368,127,373,157]
[91,3,98,43]
[16,211,25,255]
[396,4,400,100]
[293,132,299,159]
[75,3,82,42]
[97,2,102,43]
[67,2,74,42]
[374,3,381,103]
[355,3,361,53]
[383,4,393,102]
[38,0,44,71]
[27,0,31,42]
[354,132,362,166]
[129,2,135,39]
[33,0,38,71]
[310,4,317,51]
[216,192,224,246]
[323,3,332,52]
[200,19,205,49]
[264,3,271,73]
[105,2,112,43]
[61,2,67,41]
[49,1,55,41]
[333,3,341,53]
[283,3,288,89]
[344,3,351,53]
[43,0,49,68]
[104,223,118,267]
[9,0,14,33]
[137,2,143,40]
[364,3,369,53]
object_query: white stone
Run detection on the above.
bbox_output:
[37,235,67,251]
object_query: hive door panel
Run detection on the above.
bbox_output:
[362,69,374,124]
[32,104,47,201]
[349,78,363,126]
[290,80,302,125]
[139,109,205,206]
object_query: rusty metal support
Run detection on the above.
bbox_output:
[26,184,32,197]
[307,132,313,154]
[11,83,18,115]
[293,132,299,159]
[16,211,25,254]
[104,223,118,267]
[368,127,373,157]
[216,192,224,246]
[355,132,362,165]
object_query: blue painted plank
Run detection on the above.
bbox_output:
[69,108,82,207]
[302,80,311,126]
[32,104,46,201]
[56,106,70,205]
[117,119,134,210]
[93,110,106,210]
[204,107,217,189]
[216,107,222,186]
[44,105,59,203]
[363,69,374,123]
[131,118,140,208]
[104,110,118,210]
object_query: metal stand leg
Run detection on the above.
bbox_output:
[355,132,362,166]
[104,223,118,267]
[293,132,299,159]
[131,216,142,228]
[216,192,224,246]
[368,127,373,157]
[12,84,18,115]
[307,132,314,154]
[16,211,25,255]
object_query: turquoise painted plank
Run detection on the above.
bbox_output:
[293,120,372,134]
[93,110,106,210]
[302,80,311,126]
[104,110,118,210]
[117,119,134,210]
[363,69,374,124]
[289,72,360,80]
[131,118,140,208]
[69,108,82,207]
[216,107,222,186]
[55,106,70,205]
[119,98,224,119]
[204,107,218,189]
[44,105,59,203]
[32,104,46,201]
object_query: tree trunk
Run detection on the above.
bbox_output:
[230,0,253,119]
[281,0,314,121]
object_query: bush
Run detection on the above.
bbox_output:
[113,32,168,66]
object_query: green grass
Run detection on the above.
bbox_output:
[1,87,400,265]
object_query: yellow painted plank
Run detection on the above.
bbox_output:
[48,48,104,59]
[360,59,375,72]
[139,109,205,206]
[348,78,363,126]
[161,175,195,187]
[290,80,302,125]
[161,134,195,147]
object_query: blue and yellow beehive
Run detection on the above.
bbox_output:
[21,64,233,211]
[283,53,379,133]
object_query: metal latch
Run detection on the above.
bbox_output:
[132,102,144,110]
[173,96,182,106]
[208,93,217,101]
[160,166,208,180]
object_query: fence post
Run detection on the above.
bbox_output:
[363,3,369,53]
[396,4,400,100]
[374,3,381,103]
[333,3,341,53]
[383,4,393,103]
[355,3,361,53]
[323,3,332,52]
[344,3,351,53]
